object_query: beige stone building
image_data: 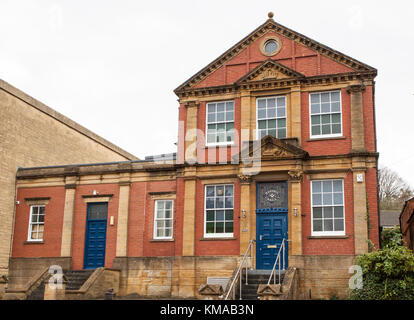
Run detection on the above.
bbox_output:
[0,79,138,276]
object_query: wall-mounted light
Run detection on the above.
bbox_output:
[110,216,114,226]
[93,190,99,195]
[242,210,247,219]
[294,208,298,217]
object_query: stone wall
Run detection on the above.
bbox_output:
[7,257,71,290]
[113,256,239,298]
[0,80,136,276]
[290,255,355,300]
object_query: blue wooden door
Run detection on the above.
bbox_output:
[84,203,108,269]
[256,213,288,270]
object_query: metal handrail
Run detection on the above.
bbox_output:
[267,238,286,285]
[224,240,255,300]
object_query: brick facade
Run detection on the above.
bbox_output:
[6,16,379,300]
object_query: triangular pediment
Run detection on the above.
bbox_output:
[237,135,309,161]
[174,17,376,94]
[236,59,305,84]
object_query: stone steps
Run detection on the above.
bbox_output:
[235,270,285,300]
[64,270,94,291]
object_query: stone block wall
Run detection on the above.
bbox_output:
[113,256,239,298]
[290,255,355,299]
[0,80,136,276]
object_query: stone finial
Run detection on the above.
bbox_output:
[268,12,274,19]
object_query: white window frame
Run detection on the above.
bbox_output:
[255,96,287,140]
[310,179,346,237]
[153,200,174,240]
[27,205,45,242]
[309,90,343,139]
[205,100,235,147]
[204,184,234,238]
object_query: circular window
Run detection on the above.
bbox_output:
[264,40,278,54]
[260,36,282,57]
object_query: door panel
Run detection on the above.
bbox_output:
[84,203,108,269]
[256,213,288,270]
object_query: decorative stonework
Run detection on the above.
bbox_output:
[238,174,253,184]
[238,135,308,162]
[236,59,305,84]
[184,101,200,109]
[288,170,304,182]
[259,35,282,57]
[174,19,376,93]
[347,84,366,93]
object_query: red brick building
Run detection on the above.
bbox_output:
[6,14,379,300]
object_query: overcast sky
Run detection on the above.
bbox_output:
[1,0,413,187]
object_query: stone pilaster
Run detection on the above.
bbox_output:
[184,101,200,164]
[116,177,131,257]
[353,170,369,255]
[290,86,302,145]
[239,174,252,255]
[347,84,366,152]
[60,177,77,257]
[288,170,303,255]
[240,90,253,140]
[182,178,196,256]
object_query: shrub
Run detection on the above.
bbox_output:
[381,226,403,248]
[349,244,414,300]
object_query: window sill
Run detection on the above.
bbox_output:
[203,144,237,149]
[24,240,44,245]
[308,235,349,240]
[307,136,346,142]
[200,237,237,241]
[149,239,175,242]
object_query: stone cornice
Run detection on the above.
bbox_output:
[176,71,376,99]
[174,18,376,94]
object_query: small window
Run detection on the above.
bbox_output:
[257,96,287,139]
[28,205,45,241]
[309,91,342,138]
[311,179,345,236]
[154,200,174,239]
[206,101,234,146]
[205,184,234,238]
[264,40,279,54]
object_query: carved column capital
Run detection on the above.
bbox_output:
[347,84,366,94]
[238,174,253,185]
[184,101,200,109]
[288,170,304,182]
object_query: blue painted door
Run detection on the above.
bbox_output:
[256,213,288,270]
[84,203,108,269]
